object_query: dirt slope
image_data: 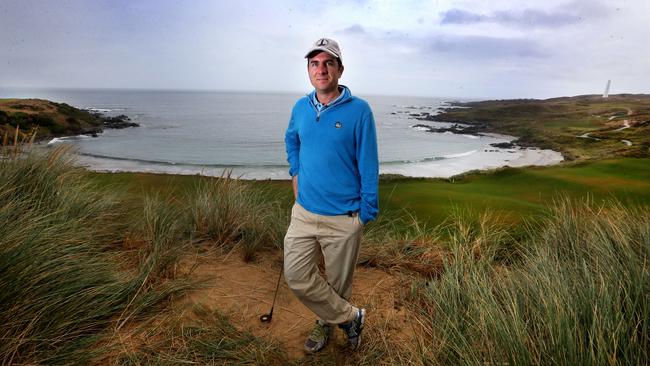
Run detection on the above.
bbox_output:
[179,248,416,360]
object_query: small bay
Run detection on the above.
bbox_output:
[0,87,561,179]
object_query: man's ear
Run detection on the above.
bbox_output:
[339,64,344,75]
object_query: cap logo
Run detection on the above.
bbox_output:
[317,38,329,46]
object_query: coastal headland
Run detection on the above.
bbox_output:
[417,93,650,161]
[0,98,138,144]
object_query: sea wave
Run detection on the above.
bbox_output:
[412,126,431,132]
[86,107,127,113]
[78,151,482,168]
[380,150,477,165]
[443,150,477,159]
[48,135,95,145]
[76,152,289,169]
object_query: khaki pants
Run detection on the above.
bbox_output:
[284,202,363,324]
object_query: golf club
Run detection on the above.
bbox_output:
[260,266,283,323]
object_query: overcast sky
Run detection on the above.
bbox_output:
[1,0,648,99]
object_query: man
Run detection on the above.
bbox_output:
[283,38,379,353]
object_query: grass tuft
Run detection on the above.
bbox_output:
[185,172,288,261]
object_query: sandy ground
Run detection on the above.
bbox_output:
[177,249,414,359]
[380,147,563,178]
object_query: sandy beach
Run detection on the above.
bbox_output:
[66,142,564,180]
[379,146,563,178]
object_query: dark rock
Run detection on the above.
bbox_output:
[490,141,518,149]
[411,122,485,136]
[102,114,139,129]
[81,109,140,130]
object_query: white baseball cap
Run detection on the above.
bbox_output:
[305,38,342,63]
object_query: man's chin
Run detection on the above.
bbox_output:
[314,84,337,93]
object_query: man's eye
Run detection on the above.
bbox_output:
[326,61,334,67]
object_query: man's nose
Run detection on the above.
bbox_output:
[317,64,328,74]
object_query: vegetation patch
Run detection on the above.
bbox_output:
[432,94,650,160]
[0,99,102,142]
[3,144,649,364]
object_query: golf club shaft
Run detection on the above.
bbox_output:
[270,267,282,310]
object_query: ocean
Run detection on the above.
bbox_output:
[1,88,560,179]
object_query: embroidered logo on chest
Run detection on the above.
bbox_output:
[334,121,342,129]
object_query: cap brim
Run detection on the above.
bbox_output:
[304,48,340,59]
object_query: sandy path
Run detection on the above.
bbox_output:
[178,249,413,359]
[612,119,631,132]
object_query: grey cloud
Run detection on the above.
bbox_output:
[337,24,366,35]
[335,22,545,60]
[494,9,580,27]
[440,9,487,24]
[440,7,582,28]
[426,35,546,59]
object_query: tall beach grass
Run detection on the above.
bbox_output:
[0,147,191,364]
[1,148,293,363]
[415,198,649,365]
[185,173,289,260]
[3,145,649,364]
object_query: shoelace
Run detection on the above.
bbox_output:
[310,323,328,341]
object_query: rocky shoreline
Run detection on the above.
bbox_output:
[82,111,140,137]
[408,108,524,150]
[0,99,140,144]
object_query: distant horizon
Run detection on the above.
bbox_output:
[2,84,646,102]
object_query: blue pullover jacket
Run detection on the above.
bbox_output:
[285,85,379,224]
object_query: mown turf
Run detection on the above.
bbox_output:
[380,158,650,226]
[88,157,650,228]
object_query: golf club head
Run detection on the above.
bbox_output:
[260,313,272,322]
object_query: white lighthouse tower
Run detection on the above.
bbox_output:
[603,80,611,98]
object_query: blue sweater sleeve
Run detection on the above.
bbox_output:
[285,109,300,177]
[356,108,379,224]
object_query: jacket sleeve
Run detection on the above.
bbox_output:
[285,109,300,177]
[356,108,379,224]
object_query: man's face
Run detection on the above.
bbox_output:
[307,51,344,95]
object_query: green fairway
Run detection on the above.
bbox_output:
[380,158,650,225]
[89,158,650,227]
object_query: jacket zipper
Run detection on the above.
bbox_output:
[309,90,348,123]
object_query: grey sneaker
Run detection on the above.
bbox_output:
[304,320,333,353]
[338,308,366,350]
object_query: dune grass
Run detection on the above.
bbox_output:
[0,148,293,364]
[3,148,649,364]
[0,147,193,364]
[184,173,288,261]
[414,198,650,365]
[115,306,291,365]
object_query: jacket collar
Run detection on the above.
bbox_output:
[308,85,352,110]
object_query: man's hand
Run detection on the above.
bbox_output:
[292,175,298,199]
